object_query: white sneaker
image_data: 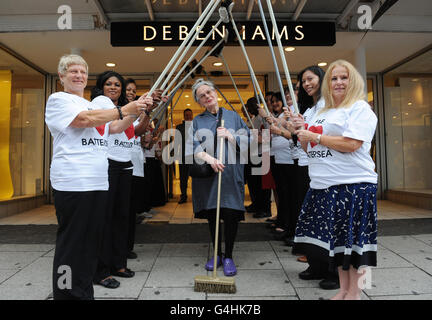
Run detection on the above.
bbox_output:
[138,211,152,218]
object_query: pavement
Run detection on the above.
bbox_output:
[1,225,432,300]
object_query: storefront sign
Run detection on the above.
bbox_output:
[111,21,335,46]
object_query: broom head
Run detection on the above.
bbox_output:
[194,275,236,294]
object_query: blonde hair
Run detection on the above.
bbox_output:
[57,54,88,76]
[321,60,365,112]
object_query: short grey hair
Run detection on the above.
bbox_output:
[57,54,88,76]
[192,78,216,102]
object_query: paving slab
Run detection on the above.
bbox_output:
[234,241,273,252]
[371,294,432,300]
[234,251,281,271]
[0,252,44,270]
[159,243,209,257]
[412,234,432,247]
[295,287,370,300]
[93,271,149,299]
[0,244,54,252]
[398,252,432,275]
[138,287,206,300]
[0,269,18,284]
[127,244,163,272]
[378,235,432,254]
[146,257,208,287]
[279,257,321,289]
[377,249,413,268]
[0,257,53,300]
[207,269,296,298]
[364,267,432,296]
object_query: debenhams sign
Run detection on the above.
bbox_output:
[111,21,335,46]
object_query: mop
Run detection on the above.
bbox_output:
[194,119,236,294]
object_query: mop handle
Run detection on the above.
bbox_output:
[147,0,219,97]
[160,0,221,91]
[220,53,254,129]
[264,0,299,114]
[213,119,225,278]
[163,18,224,96]
[256,0,289,110]
[228,13,270,116]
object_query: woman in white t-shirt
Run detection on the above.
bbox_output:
[45,54,151,300]
[90,71,142,288]
[293,60,378,300]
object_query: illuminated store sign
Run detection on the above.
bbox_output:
[111,21,336,46]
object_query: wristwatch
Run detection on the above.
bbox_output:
[315,134,321,145]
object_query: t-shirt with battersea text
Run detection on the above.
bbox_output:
[131,119,145,177]
[305,100,378,189]
[91,95,134,165]
[45,92,110,191]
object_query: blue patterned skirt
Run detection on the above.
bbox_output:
[294,183,377,270]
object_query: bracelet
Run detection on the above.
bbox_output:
[116,106,123,120]
[316,134,321,145]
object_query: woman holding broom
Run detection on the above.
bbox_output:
[187,78,250,277]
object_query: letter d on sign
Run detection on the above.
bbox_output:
[57,5,72,30]
[57,265,72,290]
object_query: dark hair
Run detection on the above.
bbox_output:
[183,108,193,115]
[270,92,283,115]
[125,78,136,87]
[297,65,325,113]
[265,91,274,97]
[91,71,128,106]
[246,97,259,116]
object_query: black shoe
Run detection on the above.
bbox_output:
[136,216,144,224]
[284,237,294,247]
[299,267,325,280]
[112,268,135,278]
[127,251,137,259]
[96,278,120,289]
[319,278,340,290]
[273,231,288,241]
[245,204,256,213]
[178,197,187,204]
[253,211,271,218]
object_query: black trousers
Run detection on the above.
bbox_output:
[207,209,240,259]
[179,164,190,199]
[247,163,271,213]
[52,190,107,300]
[144,157,166,207]
[270,159,295,231]
[128,175,145,252]
[94,161,132,282]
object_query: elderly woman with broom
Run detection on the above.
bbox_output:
[187,78,250,292]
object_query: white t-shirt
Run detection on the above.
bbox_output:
[271,113,293,164]
[305,100,378,189]
[91,95,134,165]
[131,119,145,177]
[45,92,110,191]
[294,100,325,166]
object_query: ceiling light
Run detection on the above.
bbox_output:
[217,98,222,101]
[412,79,419,82]
[106,63,116,67]
[144,47,155,52]
[213,62,223,67]
[408,102,412,106]
[186,103,191,106]
[318,62,327,67]
[185,95,189,98]
[285,47,295,52]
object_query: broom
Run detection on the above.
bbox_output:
[194,119,236,294]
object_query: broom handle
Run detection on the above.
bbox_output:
[213,119,225,278]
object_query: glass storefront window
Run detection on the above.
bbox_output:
[384,49,432,192]
[0,48,45,200]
